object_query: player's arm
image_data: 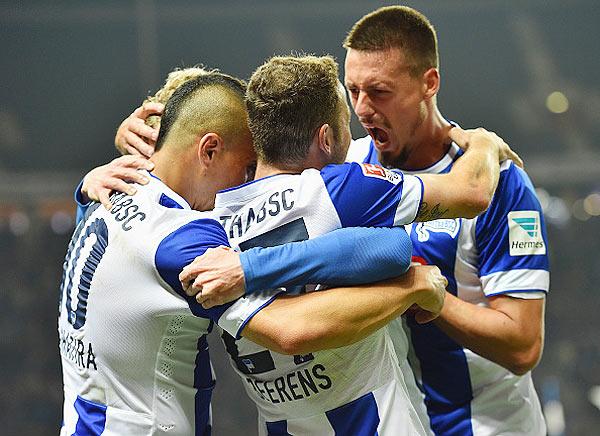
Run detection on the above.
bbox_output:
[242,265,447,355]
[180,226,413,308]
[115,102,163,157]
[321,127,522,230]
[416,127,523,221]
[433,294,544,375]
[431,164,548,374]
[157,219,446,355]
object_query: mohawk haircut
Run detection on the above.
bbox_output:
[155,73,247,152]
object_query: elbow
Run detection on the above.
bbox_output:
[506,342,543,376]
[462,190,493,218]
[275,337,306,356]
[269,328,315,356]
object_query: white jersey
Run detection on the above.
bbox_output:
[349,136,549,436]
[211,162,428,435]
[58,175,278,436]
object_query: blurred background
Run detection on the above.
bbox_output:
[1,0,599,434]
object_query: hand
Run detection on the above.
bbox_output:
[449,126,523,169]
[179,246,246,309]
[81,155,154,209]
[409,264,448,324]
[115,102,164,157]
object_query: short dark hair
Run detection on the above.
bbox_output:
[156,73,247,151]
[343,6,439,76]
[245,55,343,167]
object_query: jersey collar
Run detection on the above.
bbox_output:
[146,171,192,210]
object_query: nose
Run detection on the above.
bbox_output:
[353,91,375,122]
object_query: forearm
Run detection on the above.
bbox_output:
[448,141,499,212]
[240,227,412,294]
[434,293,544,374]
[244,277,422,355]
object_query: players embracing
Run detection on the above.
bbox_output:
[62,5,549,436]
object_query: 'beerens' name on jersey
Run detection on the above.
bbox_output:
[211,162,428,434]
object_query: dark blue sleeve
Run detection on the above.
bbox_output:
[320,162,423,228]
[154,218,235,320]
[74,179,92,225]
[240,226,413,294]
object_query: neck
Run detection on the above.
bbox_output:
[402,105,453,171]
[255,161,304,180]
[150,150,211,211]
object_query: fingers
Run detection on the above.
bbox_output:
[103,178,137,196]
[124,130,155,158]
[135,102,164,119]
[179,260,207,295]
[98,191,112,210]
[447,126,469,149]
[108,167,150,186]
[117,154,154,170]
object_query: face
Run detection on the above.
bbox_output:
[216,129,257,191]
[344,47,427,168]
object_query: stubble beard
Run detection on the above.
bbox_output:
[378,110,424,170]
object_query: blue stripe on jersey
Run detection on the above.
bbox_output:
[325,391,380,436]
[72,396,107,436]
[265,420,292,436]
[194,335,214,436]
[408,219,473,436]
[159,193,184,209]
[155,219,235,321]
[407,321,473,436]
[320,162,404,228]
[475,163,549,279]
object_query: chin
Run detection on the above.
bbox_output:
[378,147,410,169]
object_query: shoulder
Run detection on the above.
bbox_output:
[155,217,228,269]
[490,161,541,212]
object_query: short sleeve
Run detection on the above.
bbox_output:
[154,218,280,337]
[320,162,423,228]
[475,163,550,298]
[74,179,92,224]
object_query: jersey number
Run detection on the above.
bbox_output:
[223,218,314,374]
[59,217,109,329]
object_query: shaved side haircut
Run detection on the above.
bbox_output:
[155,73,248,152]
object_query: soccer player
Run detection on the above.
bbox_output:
[342,6,549,435]
[172,54,520,435]
[59,71,447,435]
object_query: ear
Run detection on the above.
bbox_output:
[197,132,224,166]
[422,67,440,100]
[316,123,335,156]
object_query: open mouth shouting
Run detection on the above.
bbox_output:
[366,126,391,151]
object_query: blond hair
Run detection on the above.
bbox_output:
[143,66,216,129]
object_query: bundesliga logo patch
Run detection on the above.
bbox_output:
[359,163,402,185]
[508,211,546,256]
